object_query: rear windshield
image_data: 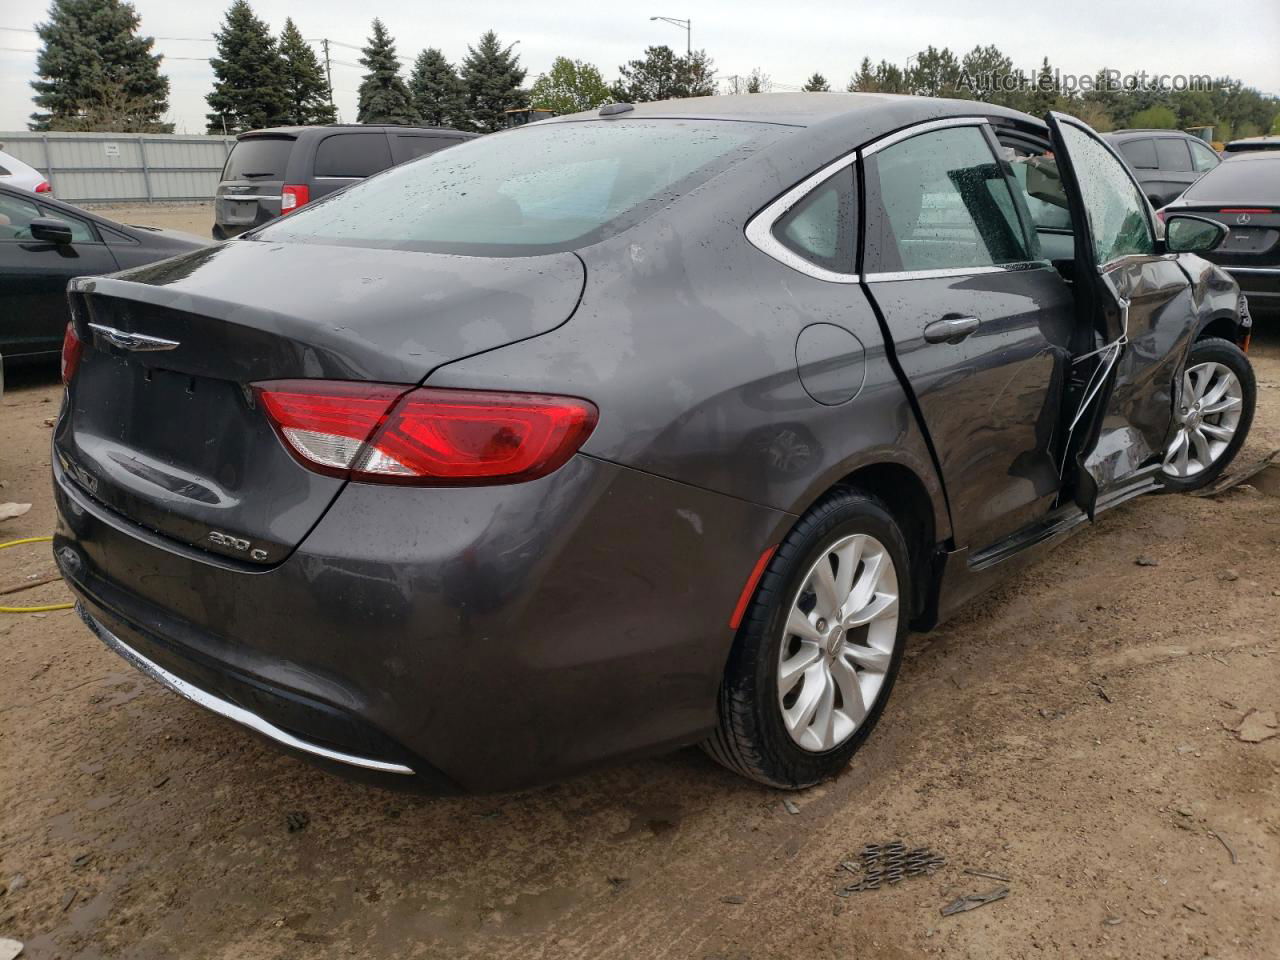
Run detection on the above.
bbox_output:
[252,119,787,256]
[221,136,294,181]
[1183,157,1280,203]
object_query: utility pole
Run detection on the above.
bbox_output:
[321,38,336,116]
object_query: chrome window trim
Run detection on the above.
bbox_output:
[1223,266,1280,275]
[865,260,1054,283]
[860,115,991,157]
[744,150,862,283]
[745,116,1031,284]
[84,612,416,776]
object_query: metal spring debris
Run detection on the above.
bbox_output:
[835,841,946,896]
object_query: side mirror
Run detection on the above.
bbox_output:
[1164,214,1229,253]
[30,217,74,245]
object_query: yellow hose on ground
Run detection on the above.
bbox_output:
[0,536,74,613]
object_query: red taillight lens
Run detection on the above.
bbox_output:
[1155,208,1167,224]
[61,323,83,383]
[254,381,598,485]
[35,180,51,194]
[280,184,309,214]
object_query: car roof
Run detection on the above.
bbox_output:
[238,125,477,139]
[546,92,1043,137]
[1106,129,1197,138]
[1221,150,1280,162]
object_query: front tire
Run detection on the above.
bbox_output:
[704,490,911,789]
[1161,337,1256,491]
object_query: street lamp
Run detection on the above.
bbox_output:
[649,15,691,56]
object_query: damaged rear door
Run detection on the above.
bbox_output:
[1044,112,1196,515]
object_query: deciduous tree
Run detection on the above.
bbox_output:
[529,57,610,114]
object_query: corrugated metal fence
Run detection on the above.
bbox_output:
[0,132,235,204]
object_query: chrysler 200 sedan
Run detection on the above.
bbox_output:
[52,94,1254,792]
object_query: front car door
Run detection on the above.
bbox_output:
[861,118,1077,552]
[0,190,119,359]
[1045,113,1195,513]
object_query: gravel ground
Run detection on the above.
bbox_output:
[0,217,1277,957]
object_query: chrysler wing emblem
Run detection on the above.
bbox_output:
[87,323,180,352]
[1236,213,1251,225]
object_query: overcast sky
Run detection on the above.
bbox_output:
[2,0,1278,133]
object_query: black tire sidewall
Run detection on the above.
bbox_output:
[726,492,911,788]
[1161,337,1256,492]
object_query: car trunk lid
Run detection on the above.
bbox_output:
[56,240,585,564]
[1172,205,1280,266]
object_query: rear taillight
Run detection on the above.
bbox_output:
[34,180,51,194]
[254,380,598,485]
[61,323,82,384]
[280,184,309,214]
[1155,208,1167,224]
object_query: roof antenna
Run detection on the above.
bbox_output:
[599,103,635,117]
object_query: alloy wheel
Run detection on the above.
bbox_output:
[1162,361,1244,479]
[777,533,900,752]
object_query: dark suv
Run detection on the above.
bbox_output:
[1103,129,1221,208]
[212,125,477,239]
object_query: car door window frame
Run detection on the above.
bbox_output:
[1187,139,1220,173]
[745,149,863,283]
[1051,115,1158,270]
[861,116,1049,282]
[37,203,101,244]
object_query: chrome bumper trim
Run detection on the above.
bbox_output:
[84,610,415,776]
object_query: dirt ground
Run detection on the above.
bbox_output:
[86,204,215,238]
[0,210,1277,958]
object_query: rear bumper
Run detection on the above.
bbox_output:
[53,452,791,792]
[79,607,419,777]
[1222,266,1280,317]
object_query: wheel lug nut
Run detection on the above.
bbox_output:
[816,618,827,632]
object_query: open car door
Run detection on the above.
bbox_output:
[1043,111,1195,517]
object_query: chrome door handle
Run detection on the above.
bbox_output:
[923,316,981,345]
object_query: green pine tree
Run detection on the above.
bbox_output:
[847,57,877,92]
[206,0,289,133]
[460,30,527,133]
[408,48,467,128]
[802,73,831,92]
[278,18,335,125]
[356,19,419,124]
[29,0,171,132]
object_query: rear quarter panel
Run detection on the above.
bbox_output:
[425,177,950,539]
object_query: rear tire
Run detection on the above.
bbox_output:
[703,490,911,789]
[1160,337,1255,492]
